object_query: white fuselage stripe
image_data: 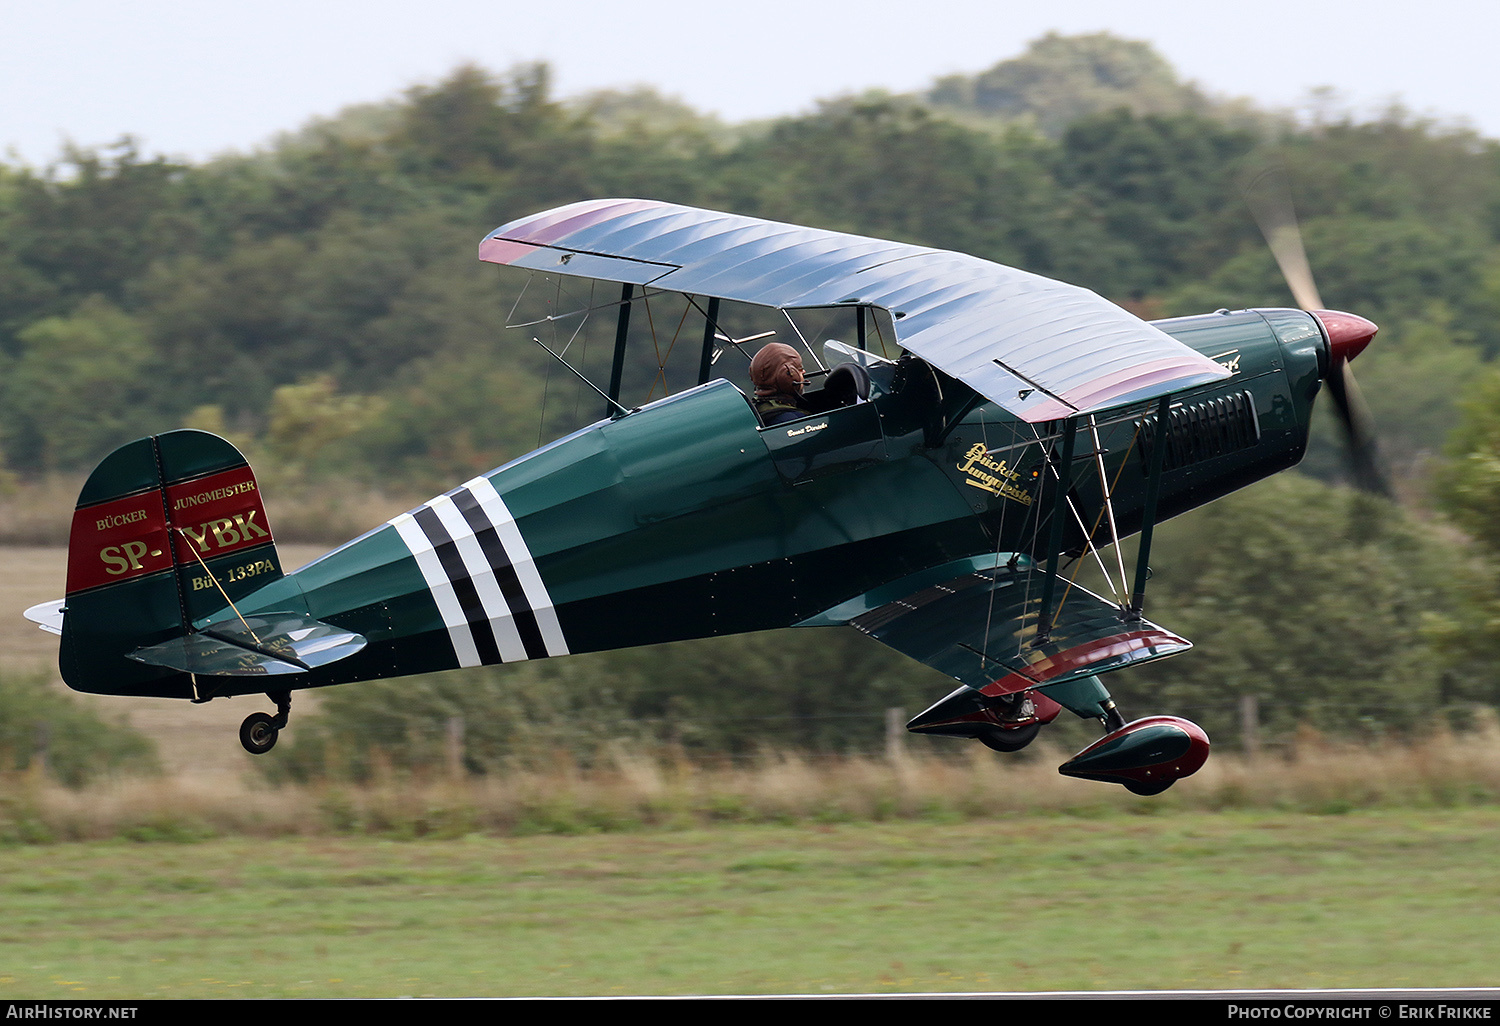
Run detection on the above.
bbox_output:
[390,512,483,668]
[463,476,570,657]
[427,494,530,662]
[389,479,570,666]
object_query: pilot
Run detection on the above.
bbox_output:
[750,342,811,425]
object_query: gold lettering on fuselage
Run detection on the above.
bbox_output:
[100,540,151,575]
[957,443,1033,505]
[180,511,270,553]
[95,509,149,531]
[170,479,257,511]
[190,558,275,592]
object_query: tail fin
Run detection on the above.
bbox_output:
[61,430,284,697]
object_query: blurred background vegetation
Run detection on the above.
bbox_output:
[8,32,1500,780]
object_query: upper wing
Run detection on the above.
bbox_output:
[480,199,1230,423]
[796,554,1191,695]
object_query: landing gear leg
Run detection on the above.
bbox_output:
[1038,674,1124,730]
[239,691,292,755]
[1099,698,1125,733]
[1093,697,1161,791]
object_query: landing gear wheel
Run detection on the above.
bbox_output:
[976,722,1041,753]
[1124,779,1172,796]
[240,712,279,755]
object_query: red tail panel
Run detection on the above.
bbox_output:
[164,466,272,564]
[66,489,173,595]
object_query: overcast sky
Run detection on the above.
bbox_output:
[3,0,1491,166]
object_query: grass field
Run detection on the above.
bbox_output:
[1,810,1498,998]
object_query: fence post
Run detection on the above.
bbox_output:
[885,707,905,762]
[1240,695,1260,759]
[445,715,465,779]
[34,721,51,780]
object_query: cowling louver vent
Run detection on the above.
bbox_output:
[1140,391,1260,471]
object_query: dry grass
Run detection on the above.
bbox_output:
[0,475,82,547]
[254,478,420,545]
[5,724,1499,844]
[1186,720,1500,811]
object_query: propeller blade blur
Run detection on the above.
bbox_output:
[1325,357,1392,497]
[1246,166,1389,496]
[1244,166,1323,311]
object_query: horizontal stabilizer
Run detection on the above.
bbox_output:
[127,612,366,677]
[800,555,1190,693]
[25,599,65,636]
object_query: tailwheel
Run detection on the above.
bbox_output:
[239,690,291,756]
[239,712,279,755]
[976,721,1041,753]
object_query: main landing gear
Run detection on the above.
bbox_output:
[974,692,1046,752]
[973,689,1209,796]
[239,691,291,755]
[906,676,1209,795]
[975,721,1041,752]
[1057,712,1211,795]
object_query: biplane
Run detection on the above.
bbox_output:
[25,198,1381,794]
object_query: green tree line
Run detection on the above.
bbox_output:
[9,37,1500,485]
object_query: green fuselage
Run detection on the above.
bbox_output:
[167,307,1320,699]
[66,308,1325,701]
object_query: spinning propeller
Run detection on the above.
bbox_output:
[1245,167,1390,497]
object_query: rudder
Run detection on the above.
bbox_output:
[60,430,284,697]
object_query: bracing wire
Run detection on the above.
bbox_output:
[645,294,695,401]
[978,407,1024,674]
[1053,418,1145,625]
[570,280,596,435]
[1090,414,1131,602]
[780,310,827,371]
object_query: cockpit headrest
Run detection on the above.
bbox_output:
[823,362,871,406]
